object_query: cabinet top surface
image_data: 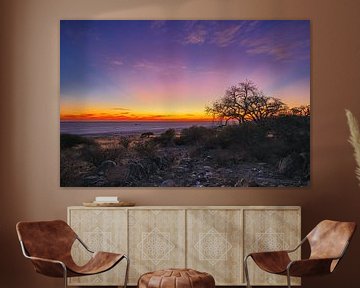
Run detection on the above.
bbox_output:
[68,205,301,210]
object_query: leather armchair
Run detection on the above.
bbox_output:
[244,220,356,288]
[16,220,129,288]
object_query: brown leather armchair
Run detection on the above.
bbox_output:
[244,220,356,288]
[16,220,129,288]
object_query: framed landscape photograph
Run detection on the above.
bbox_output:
[60,20,310,187]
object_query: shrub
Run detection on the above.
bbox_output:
[60,134,94,150]
[179,126,214,145]
[157,129,176,146]
[79,143,125,166]
[60,149,95,186]
[212,148,238,166]
[119,136,131,149]
[140,132,154,138]
[79,144,103,166]
[217,123,267,148]
[133,140,157,159]
[100,143,125,162]
[264,115,310,154]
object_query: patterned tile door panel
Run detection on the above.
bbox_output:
[187,209,243,285]
[68,209,127,286]
[244,209,301,286]
[128,209,186,284]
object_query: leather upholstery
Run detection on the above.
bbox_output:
[250,251,291,274]
[16,220,124,278]
[307,220,356,260]
[138,269,215,288]
[249,220,356,277]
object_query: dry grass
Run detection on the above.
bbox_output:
[345,109,360,185]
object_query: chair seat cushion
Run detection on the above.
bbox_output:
[138,269,215,288]
[67,252,124,276]
[250,251,291,274]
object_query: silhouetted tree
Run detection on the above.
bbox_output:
[206,80,288,125]
[290,105,310,117]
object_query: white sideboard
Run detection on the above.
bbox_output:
[67,206,301,286]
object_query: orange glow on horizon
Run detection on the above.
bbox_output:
[60,103,214,121]
[60,98,309,122]
[60,113,214,122]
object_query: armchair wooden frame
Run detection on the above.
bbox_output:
[244,220,356,288]
[16,220,129,288]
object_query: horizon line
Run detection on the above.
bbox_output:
[60,119,215,122]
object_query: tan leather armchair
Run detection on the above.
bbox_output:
[16,220,129,288]
[244,220,356,288]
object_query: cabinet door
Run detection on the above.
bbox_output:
[68,208,127,286]
[187,209,243,285]
[128,209,186,284]
[243,209,301,286]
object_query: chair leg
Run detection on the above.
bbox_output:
[286,269,291,288]
[123,255,130,288]
[244,255,252,288]
[62,265,68,288]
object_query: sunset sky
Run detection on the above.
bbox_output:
[60,20,310,121]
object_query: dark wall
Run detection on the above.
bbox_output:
[1,0,360,287]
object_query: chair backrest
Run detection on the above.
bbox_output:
[307,220,356,261]
[16,220,77,261]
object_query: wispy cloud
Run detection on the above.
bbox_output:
[133,59,187,74]
[133,60,161,71]
[181,21,259,48]
[150,20,167,32]
[241,34,309,62]
[183,27,208,45]
[98,56,125,71]
[241,37,286,60]
[240,22,310,61]
[111,59,124,66]
[112,107,130,111]
[241,20,260,34]
[211,24,242,47]
[152,114,173,118]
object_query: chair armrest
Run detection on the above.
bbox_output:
[245,237,306,259]
[287,258,336,277]
[246,251,291,274]
[26,255,67,278]
[246,250,291,261]
[76,236,94,253]
[26,255,65,265]
[245,237,305,259]
[286,237,307,253]
[19,240,67,277]
[248,250,289,256]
